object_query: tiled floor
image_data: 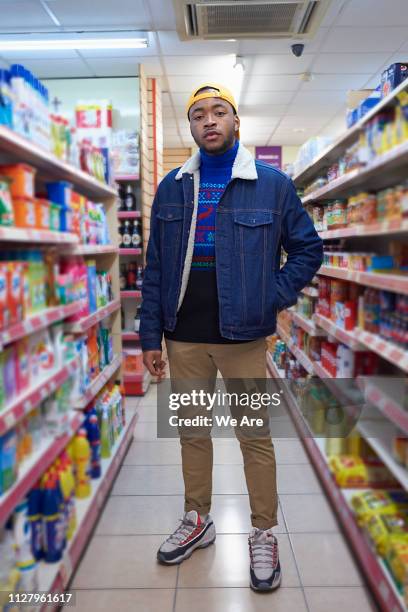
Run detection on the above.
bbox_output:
[70,384,378,612]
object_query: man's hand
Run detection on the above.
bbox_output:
[143,350,166,380]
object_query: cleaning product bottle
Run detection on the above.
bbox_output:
[87,414,101,479]
[13,499,39,599]
[0,522,20,612]
[72,428,91,498]
[63,454,77,540]
[27,481,43,561]
[100,404,111,459]
[41,472,64,563]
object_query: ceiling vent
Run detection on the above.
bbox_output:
[174,0,331,40]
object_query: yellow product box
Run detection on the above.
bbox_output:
[386,537,408,589]
[364,511,408,557]
[351,490,408,526]
[329,456,398,489]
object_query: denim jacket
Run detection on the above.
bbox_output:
[140,143,323,351]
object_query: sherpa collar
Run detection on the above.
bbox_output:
[175,142,258,181]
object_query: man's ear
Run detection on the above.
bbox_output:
[234,114,240,134]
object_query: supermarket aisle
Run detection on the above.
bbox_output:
[70,384,377,612]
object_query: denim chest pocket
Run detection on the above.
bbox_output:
[233,210,277,255]
[157,205,184,249]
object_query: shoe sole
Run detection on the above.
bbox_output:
[250,571,282,592]
[157,535,216,565]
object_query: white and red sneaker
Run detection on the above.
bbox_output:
[249,528,282,591]
[157,510,216,565]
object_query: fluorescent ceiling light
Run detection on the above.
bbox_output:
[0,35,148,51]
[225,54,245,104]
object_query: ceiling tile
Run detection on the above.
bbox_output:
[337,0,408,26]
[164,55,235,76]
[245,74,301,91]
[0,49,79,60]
[166,74,225,90]
[301,73,372,91]
[19,58,94,79]
[146,0,176,29]
[321,27,408,53]
[320,0,347,28]
[241,91,294,105]
[238,27,329,55]
[158,32,238,56]
[76,44,157,59]
[251,54,316,75]
[313,53,388,74]
[0,1,55,28]
[82,58,139,77]
[51,0,151,27]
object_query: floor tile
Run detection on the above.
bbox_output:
[290,533,363,587]
[111,465,184,495]
[178,534,300,588]
[95,495,185,535]
[135,403,158,422]
[273,439,309,464]
[73,589,174,612]
[124,440,182,465]
[280,494,339,533]
[71,535,177,589]
[277,464,323,494]
[133,421,176,441]
[175,587,308,612]
[304,587,377,612]
[210,495,286,534]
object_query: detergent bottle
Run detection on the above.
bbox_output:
[27,481,43,561]
[13,499,39,601]
[72,428,91,498]
[41,473,64,563]
[87,414,101,479]
[99,404,111,459]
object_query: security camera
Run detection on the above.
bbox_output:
[291,43,305,57]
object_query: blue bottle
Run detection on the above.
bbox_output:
[27,483,43,561]
[87,415,101,479]
[41,475,64,563]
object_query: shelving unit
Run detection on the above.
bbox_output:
[37,405,138,612]
[120,290,142,299]
[73,354,122,409]
[286,77,408,612]
[65,299,121,334]
[119,248,142,255]
[117,210,141,220]
[266,352,406,612]
[289,310,326,337]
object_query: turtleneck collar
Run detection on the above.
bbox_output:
[200,139,239,169]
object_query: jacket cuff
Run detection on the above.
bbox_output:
[140,336,162,352]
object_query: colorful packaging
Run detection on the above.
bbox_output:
[329,455,398,488]
[365,511,408,557]
[0,178,14,226]
[0,164,36,198]
[351,490,408,525]
[0,429,18,494]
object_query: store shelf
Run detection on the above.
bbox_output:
[293,76,408,186]
[0,125,117,201]
[120,290,142,299]
[313,313,364,350]
[115,174,140,182]
[360,377,408,436]
[319,218,408,240]
[0,411,83,526]
[64,299,120,333]
[302,140,408,202]
[119,248,142,255]
[318,265,408,295]
[276,323,315,374]
[0,302,81,348]
[301,286,319,298]
[266,352,406,612]
[123,368,151,396]
[117,210,141,219]
[352,328,408,373]
[65,244,118,256]
[73,354,121,409]
[38,406,137,609]
[290,310,326,337]
[0,226,79,245]
[0,358,78,436]
[122,331,140,341]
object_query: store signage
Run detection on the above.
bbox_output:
[255,146,282,170]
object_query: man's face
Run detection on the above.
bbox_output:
[189,96,240,155]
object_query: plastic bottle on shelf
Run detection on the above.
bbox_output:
[27,482,43,561]
[0,523,20,612]
[87,414,102,479]
[72,428,91,498]
[41,473,65,563]
[100,404,111,459]
[13,499,39,597]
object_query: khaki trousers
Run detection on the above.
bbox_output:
[165,338,278,529]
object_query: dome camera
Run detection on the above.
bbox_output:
[291,43,305,57]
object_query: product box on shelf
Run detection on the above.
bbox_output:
[381,63,408,98]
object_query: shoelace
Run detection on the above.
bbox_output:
[166,517,199,546]
[248,530,278,570]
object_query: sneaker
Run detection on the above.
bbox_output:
[157,510,216,565]
[248,528,281,591]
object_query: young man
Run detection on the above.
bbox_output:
[140,83,323,592]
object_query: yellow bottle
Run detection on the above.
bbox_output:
[72,429,91,498]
